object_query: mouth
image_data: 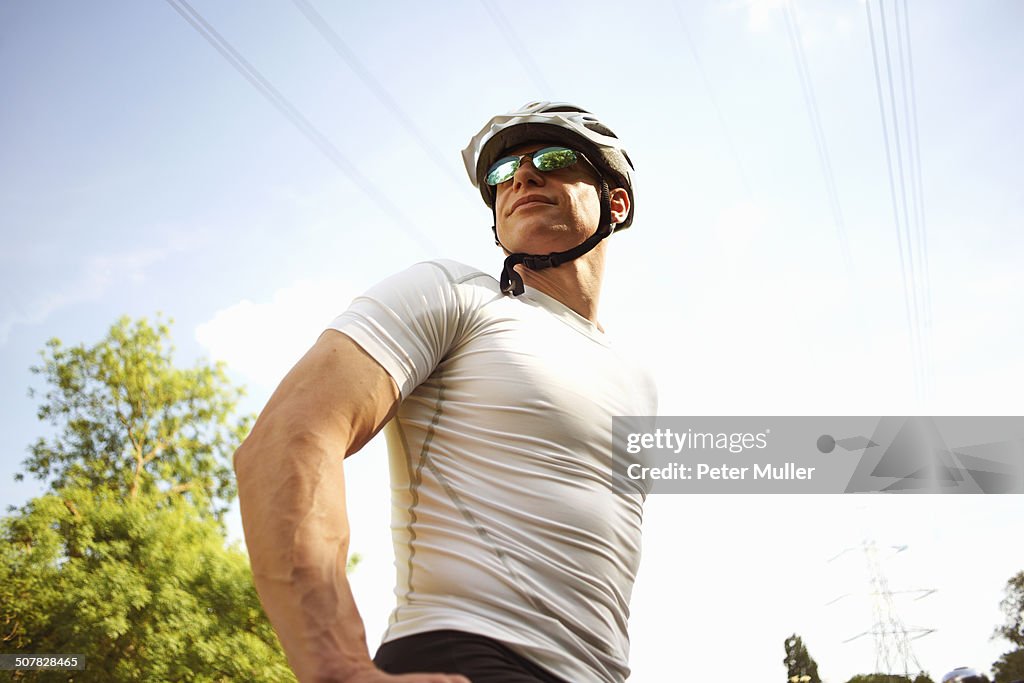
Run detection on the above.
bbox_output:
[508,195,554,215]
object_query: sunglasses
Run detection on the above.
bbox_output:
[485,146,591,186]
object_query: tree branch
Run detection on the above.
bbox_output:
[63,499,81,519]
[1,616,21,644]
[140,439,168,466]
[116,401,147,501]
[165,481,196,497]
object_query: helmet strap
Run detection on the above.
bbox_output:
[495,180,614,296]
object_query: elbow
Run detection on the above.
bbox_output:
[232,439,250,476]
[234,428,348,506]
[232,437,261,493]
[235,429,352,564]
[234,422,332,479]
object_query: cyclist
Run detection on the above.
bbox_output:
[234,102,655,683]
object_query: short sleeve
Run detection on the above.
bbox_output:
[327,261,476,398]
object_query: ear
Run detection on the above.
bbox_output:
[609,187,630,226]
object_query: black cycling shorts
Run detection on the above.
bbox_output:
[373,629,569,683]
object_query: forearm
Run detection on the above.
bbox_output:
[235,431,374,683]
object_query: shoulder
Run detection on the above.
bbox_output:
[328,260,500,398]
[400,259,496,292]
[364,259,502,315]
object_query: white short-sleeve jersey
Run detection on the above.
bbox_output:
[329,259,657,683]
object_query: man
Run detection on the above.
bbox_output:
[234,102,657,683]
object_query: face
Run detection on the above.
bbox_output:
[492,144,605,255]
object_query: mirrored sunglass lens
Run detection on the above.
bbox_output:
[534,147,577,172]
[486,157,519,185]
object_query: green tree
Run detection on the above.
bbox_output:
[0,316,301,680]
[784,633,822,683]
[993,571,1024,683]
[19,315,251,522]
[992,647,1024,683]
[1,487,295,681]
[996,572,1024,649]
[845,675,935,683]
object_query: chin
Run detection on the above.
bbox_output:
[501,222,584,254]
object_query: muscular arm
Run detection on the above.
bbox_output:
[233,330,466,683]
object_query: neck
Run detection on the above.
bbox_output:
[515,244,606,327]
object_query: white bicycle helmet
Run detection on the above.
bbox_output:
[463,101,635,228]
[942,667,987,683]
[462,102,637,294]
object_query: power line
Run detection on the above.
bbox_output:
[477,0,553,97]
[879,0,921,351]
[781,0,853,277]
[878,0,929,404]
[893,0,919,290]
[672,1,753,198]
[905,1,930,326]
[899,0,932,397]
[289,0,465,188]
[892,0,930,400]
[865,0,926,404]
[162,0,437,254]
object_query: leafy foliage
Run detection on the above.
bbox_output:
[1,316,300,680]
[992,647,1024,683]
[997,572,1024,649]
[20,316,251,522]
[845,675,935,683]
[992,571,1024,683]
[1,487,295,681]
[784,633,823,683]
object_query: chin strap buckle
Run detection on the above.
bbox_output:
[521,253,562,271]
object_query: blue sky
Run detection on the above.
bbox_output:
[2,1,1022,680]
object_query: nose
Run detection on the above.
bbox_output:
[511,155,545,191]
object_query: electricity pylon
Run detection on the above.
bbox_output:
[828,540,935,678]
